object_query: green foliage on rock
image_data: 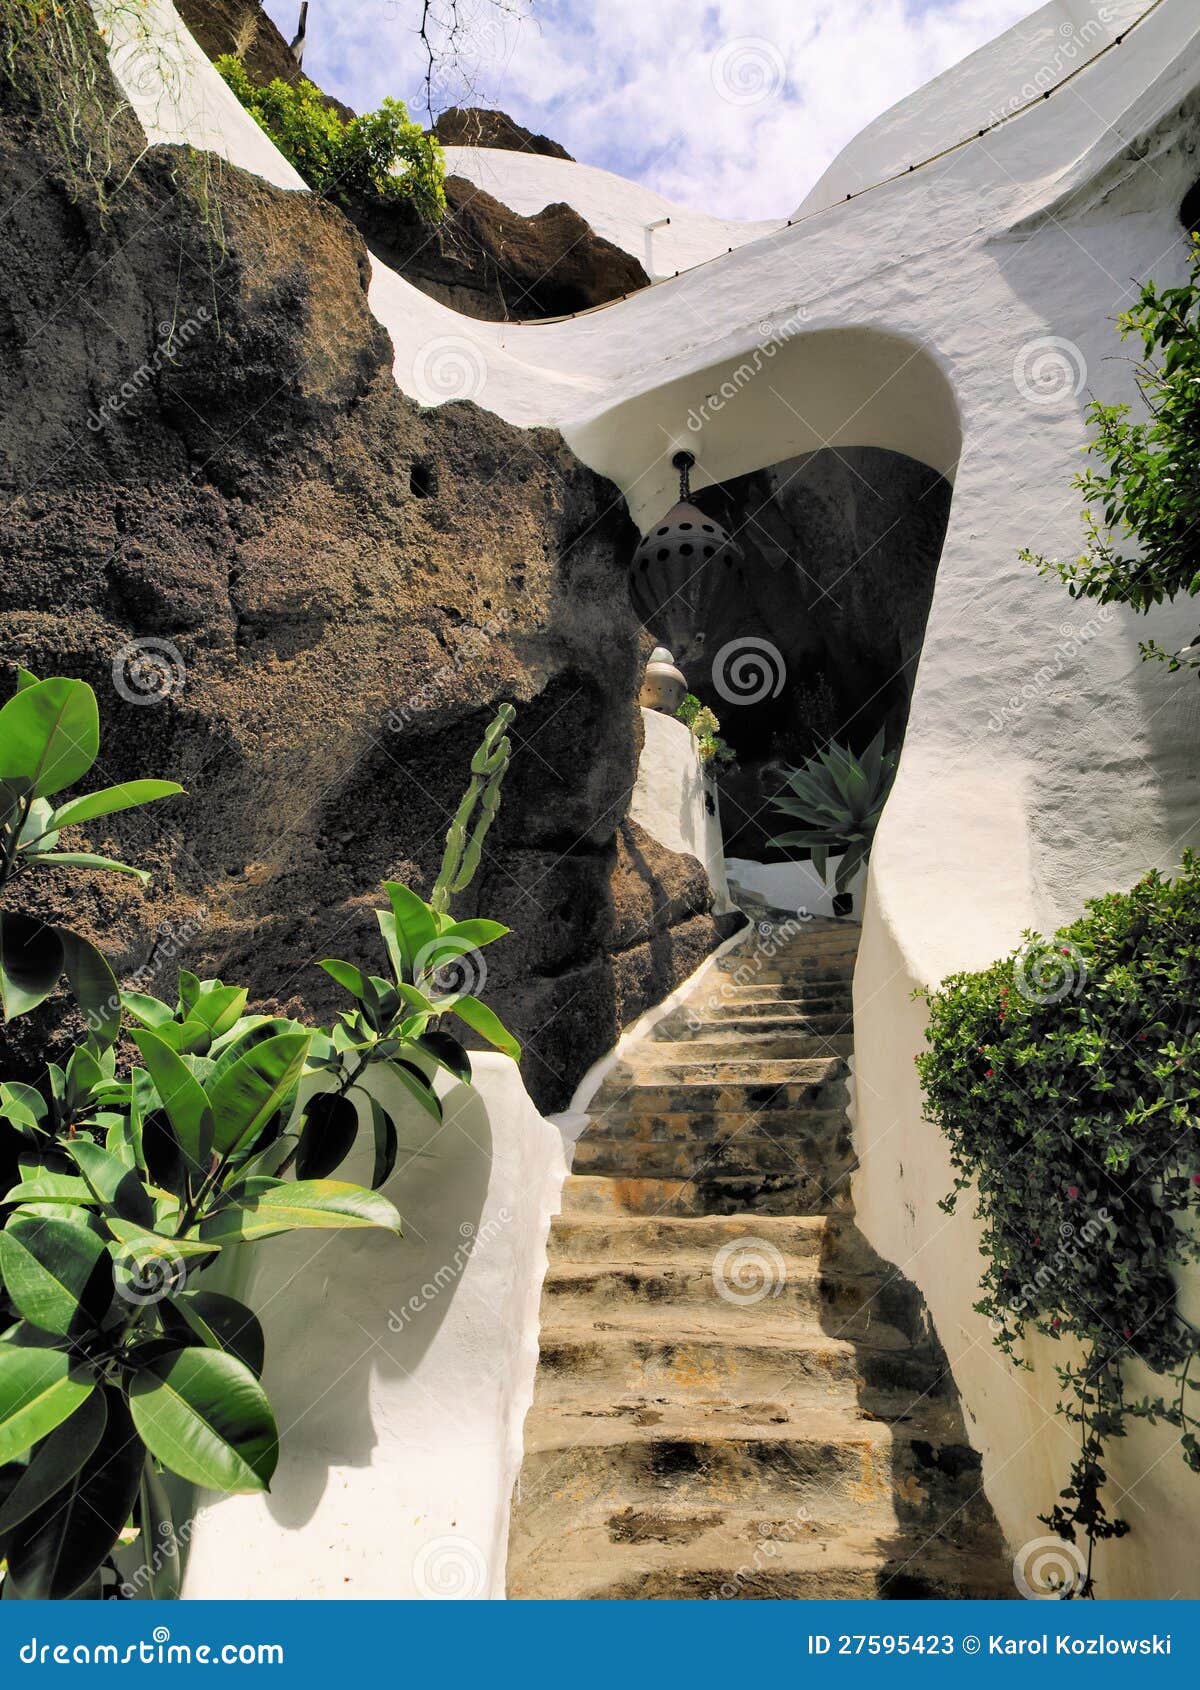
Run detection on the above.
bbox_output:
[767,727,895,892]
[1023,236,1200,674]
[917,856,1200,1593]
[215,55,446,220]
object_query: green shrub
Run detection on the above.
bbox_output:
[215,56,445,220]
[917,856,1200,1592]
[0,682,517,1597]
[1023,235,1200,674]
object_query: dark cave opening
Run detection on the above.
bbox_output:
[630,445,951,860]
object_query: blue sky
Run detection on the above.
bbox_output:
[261,0,1032,217]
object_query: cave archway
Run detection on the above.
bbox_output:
[596,327,961,864]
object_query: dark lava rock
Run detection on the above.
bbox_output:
[0,18,720,1111]
[434,106,573,161]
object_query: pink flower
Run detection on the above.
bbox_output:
[1067,1185,1080,1199]
[986,1068,995,1077]
[1123,1327,1133,1340]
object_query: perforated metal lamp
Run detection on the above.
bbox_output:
[631,450,740,581]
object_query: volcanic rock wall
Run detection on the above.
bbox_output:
[0,10,720,1111]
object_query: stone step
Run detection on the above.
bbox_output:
[547,1212,838,1263]
[539,1254,918,1340]
[557,1172,855,1218]
[530,1315,946,1409]
[514,1413,992,1545]
[708,983,853,1006]
[636,1033,856,1063]
[713,964,855,986]
[570,1132,855,1186]
[573,1108,849,1144]
[592,1066,848,1115]
[509,1525,1013,1602]
[654,1010,853,1040]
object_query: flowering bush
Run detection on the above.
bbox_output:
[917,854,1200,1592]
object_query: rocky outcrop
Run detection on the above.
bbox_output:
[350,176,650,321]
[172,0,356,119]
[434,106,573,161]
[173,3,648,320]
[0,19,719,1111]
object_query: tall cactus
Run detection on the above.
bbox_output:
[430,702,515,914]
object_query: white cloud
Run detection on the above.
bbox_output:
[261,0,1034,218]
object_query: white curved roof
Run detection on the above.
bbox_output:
[795,0,1155,215]
[441,144,783,281]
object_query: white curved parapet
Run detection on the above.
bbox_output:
[629,707,731,912]
[441,144,784,280]
[91,0,306,191]
[101,0,1200,1597]
[181,1058,566,1600]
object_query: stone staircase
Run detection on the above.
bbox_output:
[506,916,1014,1600]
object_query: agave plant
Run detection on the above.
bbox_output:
[767,727,896,894]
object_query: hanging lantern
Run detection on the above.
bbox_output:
[629,452,741,656]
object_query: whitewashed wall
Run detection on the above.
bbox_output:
[181,1058,566,1600]
[629,708,731,913]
